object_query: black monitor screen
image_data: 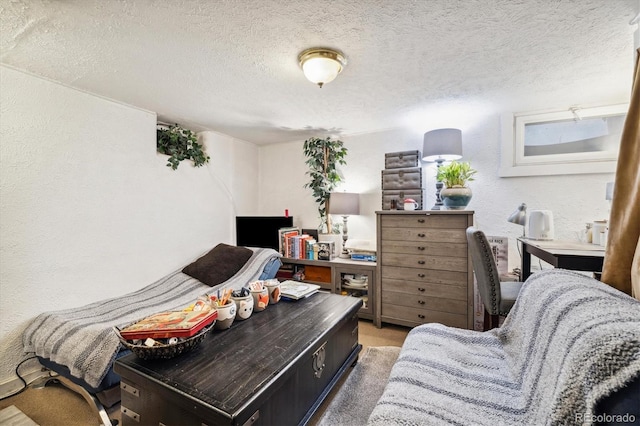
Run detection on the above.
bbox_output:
[235,216,294,250]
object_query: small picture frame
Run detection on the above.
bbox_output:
[317,241,335,260]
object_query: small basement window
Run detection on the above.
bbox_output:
[499,104,627,177]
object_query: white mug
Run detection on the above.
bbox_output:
[403,198,419,211]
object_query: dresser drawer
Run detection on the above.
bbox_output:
[380,227,466,243]
[381,266,467,287]
[381,278,467,300]
[381,167,422,190]
[381,303,467,328]
[381,253,467,272]
[381,290,467,314]
[381,240,467,257]
[380,214,468,229]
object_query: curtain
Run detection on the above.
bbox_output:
[602,48,640,298]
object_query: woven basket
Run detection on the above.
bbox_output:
[115,323,214,360]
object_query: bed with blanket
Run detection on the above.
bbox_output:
[22,244,281,425]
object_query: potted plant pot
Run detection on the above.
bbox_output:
[441,185,473,210]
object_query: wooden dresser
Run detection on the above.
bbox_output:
[375,210,474,329]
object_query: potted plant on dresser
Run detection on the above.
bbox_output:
[436,160,477,210]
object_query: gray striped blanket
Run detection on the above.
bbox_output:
[22,247,280,389]
[368,269,640,426]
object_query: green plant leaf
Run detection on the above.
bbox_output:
[302,136,348,231]
[157,123,210,170]
[436,160,477,187]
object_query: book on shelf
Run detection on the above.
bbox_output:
[278,227,300,255]
[350,253,377,262]
[280,230,320,260]
[305,238,316,259]
[279,280,321,300]
[350,247,377,262]
[119,310,218,340]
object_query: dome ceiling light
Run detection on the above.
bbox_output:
[298,47,347,88]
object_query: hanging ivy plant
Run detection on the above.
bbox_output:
[303,136,348,233]
[156,123,210,170]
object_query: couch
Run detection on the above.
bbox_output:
[22,244,281,425]
[368,269,640,425]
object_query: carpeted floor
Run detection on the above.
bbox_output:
[0,320,407,426]
[315,346,401,426]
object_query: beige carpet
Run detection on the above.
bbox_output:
[316,346,402,426]
[0,320,407,426]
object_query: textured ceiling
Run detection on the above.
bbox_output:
[1,0,637,145]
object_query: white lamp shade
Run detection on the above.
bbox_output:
[329,192,360,215]
[422,128,463,162]
[302,57,342,86]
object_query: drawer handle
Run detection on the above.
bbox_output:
[417,233,426,238]
[418,274,425,278]
[418,246,425,251]
[418,287,425,291]
[418,260,425,265]
[417,219,425,223]
[418,314,425,319]
[418,300,425,305]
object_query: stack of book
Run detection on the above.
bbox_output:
[350,249,377,262]
[279,227,334,260]
[279,280,321,300]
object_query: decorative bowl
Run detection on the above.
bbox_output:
[115,323,214,360]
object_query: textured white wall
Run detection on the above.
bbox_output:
[259,123,615,272]
[0,67,257,389]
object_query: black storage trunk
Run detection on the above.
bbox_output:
[115,293,362,426]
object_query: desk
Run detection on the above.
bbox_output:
[518,238,605,280]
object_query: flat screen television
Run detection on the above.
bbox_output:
[235,216,294,250]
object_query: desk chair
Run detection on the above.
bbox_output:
[466,227,523,330]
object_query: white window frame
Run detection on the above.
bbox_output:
[499,104,628,177]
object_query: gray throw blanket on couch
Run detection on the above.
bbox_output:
[368,269,640,425]
[23,247,279,389]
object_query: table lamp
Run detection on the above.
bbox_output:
[329,192,360,258]
[507,203,527,236]
[422,129,463,210]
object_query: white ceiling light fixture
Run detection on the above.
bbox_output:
[298,47,347,88]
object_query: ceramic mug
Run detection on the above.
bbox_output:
[231,294,253,320]
[251,288,269,312]
[403,198,419,211]
[266,280,281,304]
[214,301,236,330]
